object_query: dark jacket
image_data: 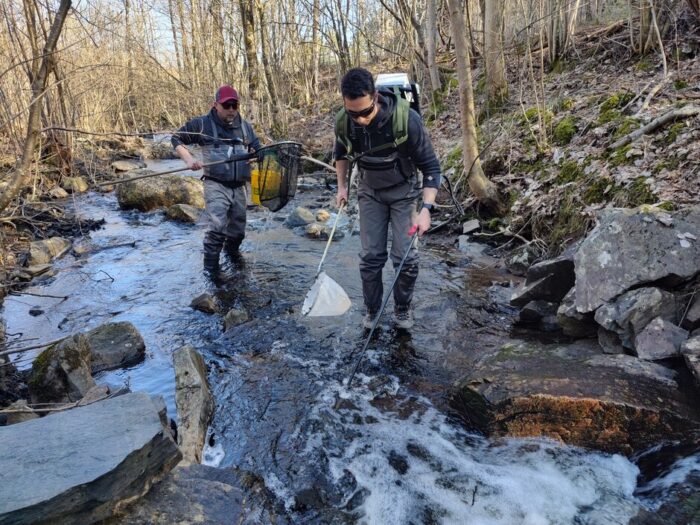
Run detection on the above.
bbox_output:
[334,92,441,189]
[172,109,261,184]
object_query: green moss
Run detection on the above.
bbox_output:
[448,76,459,90]
[555,160,584,184]
[507,189,519,209]
[674,79,688,90]
[553,116,578,145]
[548,188,589,249]
[554,98,575,112]
[486,217,503,230]
[657,201,676,211]
[626,177,656,206]
[583,177,615,204]
[475,75,487,95]
[653,157,680,173]
[612,117,640,140]
[636,56,655,72]
[666,122,686,144]
[549,58,573,74]
[496,343,518,362]
[607,144,632,167]
[28,348,53,392]
[522,107,554,125]
[597,109,621,126]
[443,145,463,172]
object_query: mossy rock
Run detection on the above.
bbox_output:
[553,116,578,145]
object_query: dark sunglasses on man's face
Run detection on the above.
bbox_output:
[221,101,238,110]
[345,99,375,119]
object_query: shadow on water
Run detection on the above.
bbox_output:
[2,161,698,524]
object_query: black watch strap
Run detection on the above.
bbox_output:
[421,202,434,211]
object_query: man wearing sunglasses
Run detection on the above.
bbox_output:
[334,68,441,330]
[172,85,261,281]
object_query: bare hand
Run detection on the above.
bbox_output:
[336,187,348,208]
[187,160,203,171]
[413,208,431,236]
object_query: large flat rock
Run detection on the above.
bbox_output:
[450,339,700,455]
[116,173,204,212]
[0,392,181,525]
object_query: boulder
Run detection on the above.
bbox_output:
[190,293,218,314]
[48,186,69,199]
[594,287,677,349]
[634,317,688,361]
[4,400,39,426]
[27,237,71,265]
[28,334,96,404]
[111,159,147,172]
[85,322,146,374]
[510,255,574,307]
[0,393,181,525]
[505,245,537,277]
[107,464,278,524]
[518,300,558,324]
[682,295,700,331]
[681,336,700,388]
[450,339,700,455]
[224,307,250,331]
[60,176,89,193]
[284,206,315,227]
[165,203,200,223]
[574,207,700,313]
[116,174,204,212]
[597,326,625,354]
[173,346,214,464]
[556,288,596,338]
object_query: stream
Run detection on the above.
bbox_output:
[2,158,699,524]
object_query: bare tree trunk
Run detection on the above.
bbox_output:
[0,0,72,214]
[311,0,321,98]
[446,0,502,212]
[257,0,286,136]
[484,0,508,106]
[426,0,442,93]
[239,0,260,119]
[546,0,582,65]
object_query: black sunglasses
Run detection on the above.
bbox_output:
[345,99,375,119]
[221,101,238,110]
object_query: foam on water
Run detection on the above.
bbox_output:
[202,441,225,467]
[317,379,642,525]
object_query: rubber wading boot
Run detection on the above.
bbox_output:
[203,252,221,282]
[393,305,414,329]
[223,238,243,263]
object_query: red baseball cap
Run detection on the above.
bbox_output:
[215,85,239,103]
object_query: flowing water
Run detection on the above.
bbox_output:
[3,159,699,524]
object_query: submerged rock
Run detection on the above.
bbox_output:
[284,206,315,227]
[165,203,200,223]
[111,159,147,172]
[0,393,181,525]
[117,173,204,211]
[190,293,218,314]
[28,237,71,266]
[60,176,89,194]
[450,339,700,455]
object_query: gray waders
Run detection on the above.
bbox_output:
[357,176,420,314]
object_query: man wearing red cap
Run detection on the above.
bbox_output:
[172,85,261,280]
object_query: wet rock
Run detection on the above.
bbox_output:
[109,464,280,525]
[457,236,487,256]
[28,306,43,317]
[28,237,71,265]
[224,307,250,331]
[284,206,315,227]
[174,346,214,464]
[85,321,146,373]
[505,245,537,276]
[48,186,69,199]
[18,264,52,279]
[539,315,562,332]
[681,336,700,389]
[4,400,39,426]
[634,317,688,360]
[111,159,147,172]
[594,287,678,349]
[388,450,410,475]
[28,334,96,404]
[574,206,700,313]
[450,340,700,455]
[0,393,181,525]
[76,384,111,406]
[142,141,178,160]
[628,471,700,525]
[462,219,480,235]
[682,295,700,331]
[117,173,204,211]
[305,222,344,241]
[315,209,331,222]
[190,293,218,314]
[597,326,625,354]
[60,176,89,193]
[519,300,558,324]
[510,255,575,307]
[165,203,200,223]
[556,288,596,338]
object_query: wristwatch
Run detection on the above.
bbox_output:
[421,202,434,212]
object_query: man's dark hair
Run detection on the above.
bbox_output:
[340,68,375,99]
